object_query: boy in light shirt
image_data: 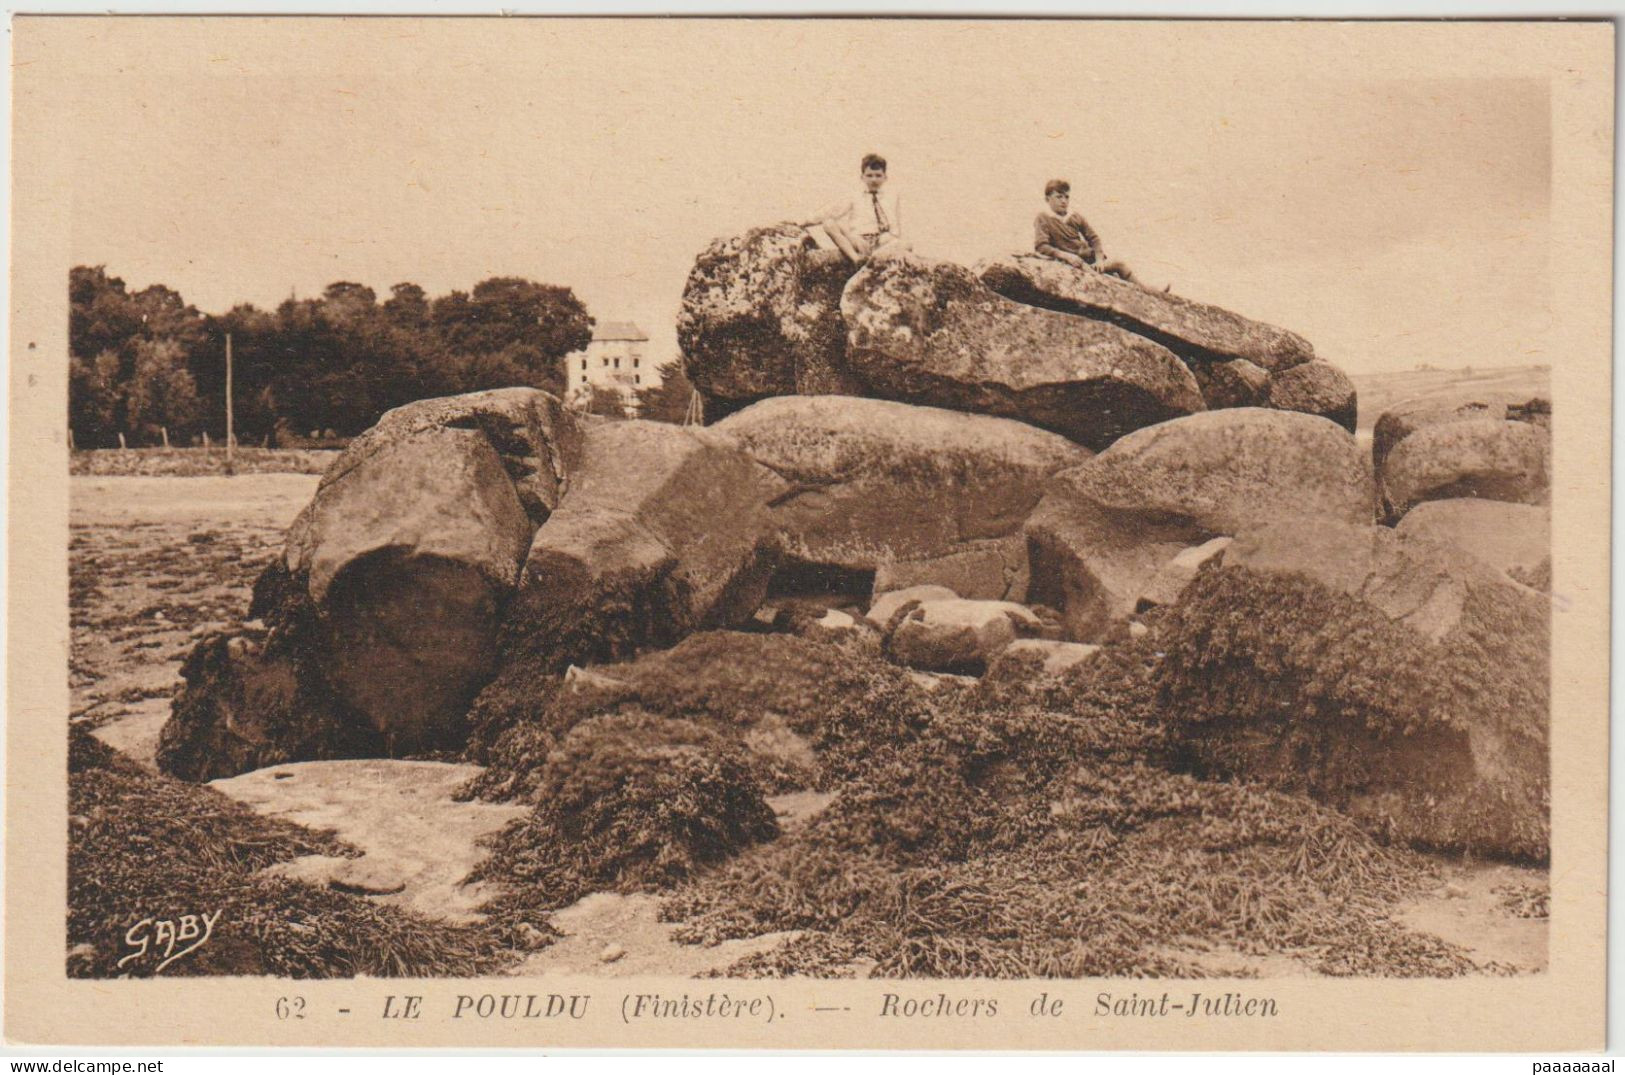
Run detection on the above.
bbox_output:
[807,153,908,266]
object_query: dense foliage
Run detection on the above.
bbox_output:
[635,360,698,424]
[68,267,594,448]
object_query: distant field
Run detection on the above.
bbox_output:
[70,446,339,477]
[1348,365,1550,434]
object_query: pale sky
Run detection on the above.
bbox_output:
[46,19,1554,375]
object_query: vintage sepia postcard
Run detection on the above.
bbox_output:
[5,15,1612,1051]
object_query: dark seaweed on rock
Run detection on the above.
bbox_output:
[1155,566,1549,861]
[664,762,1467,979]
[68,725,510,979]
[461,631,920,801]
[158,562,383,782]
[468,711,780,925]
[449,625,1480,978]
[658,633,1473,979]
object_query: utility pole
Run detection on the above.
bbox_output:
[225,332,235,474]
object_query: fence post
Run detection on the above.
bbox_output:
[225,333,235,474]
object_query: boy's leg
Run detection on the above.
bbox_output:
[820,218,869,265]
[869,235,911,262]
[1104,260,1170,292]
[1102,259,1138,283]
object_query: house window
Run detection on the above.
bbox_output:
[633,358,640,368]
[581,359,587,370]
[614,357,620,369]
[635,375,641,384]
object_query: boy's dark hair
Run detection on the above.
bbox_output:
[1044,179,1071,197]
[860,153,888,173]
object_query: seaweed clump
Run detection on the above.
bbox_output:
[461,631,915,801]
[157,561,381,782]
[446,617,1511,979]
[658,633,1474,979]
[1154,565,1549,861]
[68,726,511,978]
[468,711,780,927]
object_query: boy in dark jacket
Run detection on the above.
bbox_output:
[1034,178,1138,283]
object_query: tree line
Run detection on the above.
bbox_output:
[68,266,695,448]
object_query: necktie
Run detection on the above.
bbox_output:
[870,192,890,234]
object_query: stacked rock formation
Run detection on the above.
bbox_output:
[678,227,1356,440]
[712,395,1090,602]
[682,227,1218,449]
[975,254,1358,431]
[162,389,788,779]
[160,224,1550,863]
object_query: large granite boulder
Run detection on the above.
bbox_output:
[1193,358,1271,409]
[1371,389,1551,474]
[841,256,1205,451]
[677,224,862,419]
[161,389,581,776]
[280,390,579,748]
[313,387,583,524]
[976,255,1315,373]
[489,421,787,689]
[1024,408,1374,640]
[713,396,1090,600]
[1395,498,1550,587]
[1266,360,1358,433]
[1156,519,1550,861]
[292,426,535,606]
[1379,417,1551,522]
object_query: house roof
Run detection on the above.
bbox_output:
[592,320,648,342]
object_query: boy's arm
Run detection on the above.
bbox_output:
[1078,215,1104,259]
[798,197,851,229]
[821,197,853,225]
[1033,215,1056,255]
[1035,216,1084,265]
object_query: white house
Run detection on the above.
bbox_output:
[564,321,654,414]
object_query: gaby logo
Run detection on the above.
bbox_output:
[118,910,223,973]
